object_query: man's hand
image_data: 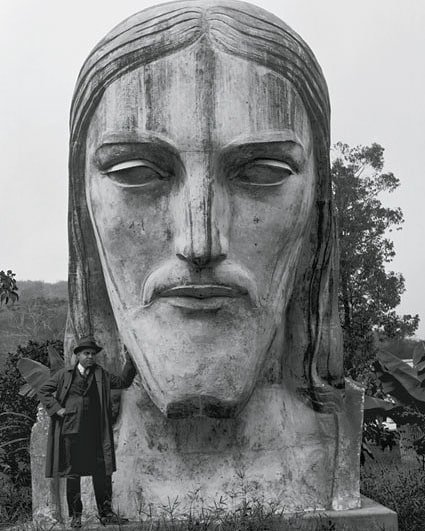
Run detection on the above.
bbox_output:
[124,346,131,360]
[124,346,135,367]
[56,408,66,418]
[110,346,137,389]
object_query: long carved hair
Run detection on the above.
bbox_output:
[67,0,343,411]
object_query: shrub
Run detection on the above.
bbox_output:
[0,472,31,523]
[361,458,425,531]
[0,340,63,523]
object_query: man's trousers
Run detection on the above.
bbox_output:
[66,470,112,517]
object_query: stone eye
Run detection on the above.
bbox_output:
[236,159,294,187]
[103,160,169,188]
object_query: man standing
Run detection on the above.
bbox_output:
[38,336,136,528]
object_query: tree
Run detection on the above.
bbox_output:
[0,270,18,305]
[7,297,68,341]
[332,142,419,377]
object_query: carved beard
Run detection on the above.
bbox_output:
[91,238,304,418]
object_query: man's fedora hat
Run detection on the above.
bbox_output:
[73,336,102,355]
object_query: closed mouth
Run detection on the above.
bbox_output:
[140,261,258,309]
[159,284,245,299]
[157,284,246,311]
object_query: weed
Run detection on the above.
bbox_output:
[361,448,425,531]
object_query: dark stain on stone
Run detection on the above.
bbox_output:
[166,395,239,419]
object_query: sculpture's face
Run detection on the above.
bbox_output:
[85,43,316,417]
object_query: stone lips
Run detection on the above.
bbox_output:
[141,259,258,308]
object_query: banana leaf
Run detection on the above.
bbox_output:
[363,395,396,421]
[17,358,50,398]
[376,349,425,408]
[47,346,64,376]
[17,348,64,398]
[413,341,425,383]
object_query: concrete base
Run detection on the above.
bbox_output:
[296,496,398,530]
[18,496,396,530]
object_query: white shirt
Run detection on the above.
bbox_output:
[77,363,87,377]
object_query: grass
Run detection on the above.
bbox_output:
[361,445,425,531]
[0,492,340,531]
[0,516,338,531]
[0,474,31,525]
[130,497,338,531]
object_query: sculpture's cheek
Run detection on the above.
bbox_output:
[88,178,174,302]
[228,167,315,310]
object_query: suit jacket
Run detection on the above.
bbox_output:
[38,359,136,478]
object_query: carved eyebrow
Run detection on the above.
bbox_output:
[94,134,180,171]
[223,129,309,151]
[98,131,179,150]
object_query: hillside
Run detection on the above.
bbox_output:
[0,280,68,366]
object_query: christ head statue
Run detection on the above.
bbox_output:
[67,0,343,419]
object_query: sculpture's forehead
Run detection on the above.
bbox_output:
[89,42,312,152]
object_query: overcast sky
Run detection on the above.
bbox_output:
[1,0,424,337]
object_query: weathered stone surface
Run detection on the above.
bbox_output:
[30,406,65,526]
[29,0,390,524]
[108,380,363,515]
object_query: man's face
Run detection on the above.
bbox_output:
[85,43,316,417]
[76,348,97,369]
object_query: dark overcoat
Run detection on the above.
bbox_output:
[38,360,135,478]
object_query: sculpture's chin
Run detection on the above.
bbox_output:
[117,300,271,419]
[165,395,240,419]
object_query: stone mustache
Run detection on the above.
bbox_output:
[40,0,364,519]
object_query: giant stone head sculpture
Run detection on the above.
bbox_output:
[52,0,366,517]
[67,0,343,420]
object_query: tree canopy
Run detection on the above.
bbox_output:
[331,142,419,377]
[0,270,18,305]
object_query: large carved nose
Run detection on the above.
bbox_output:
[174,154,229,268]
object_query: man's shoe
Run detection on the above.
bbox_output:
[100,512,129,525]
[70,514,82,528]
